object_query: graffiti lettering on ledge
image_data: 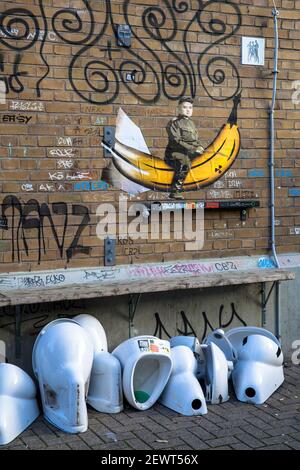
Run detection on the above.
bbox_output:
[0,2,242,104]
[18,274,66,289]
[0,196,91,264]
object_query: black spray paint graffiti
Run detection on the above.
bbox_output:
[67,0,242,104]
[153,304,247,341]
[0,53,28,94]
[18,274,66,289]
[0,300,87,337]
[0,196,91,264]
[0,114,32,124]
[0,1,242,104]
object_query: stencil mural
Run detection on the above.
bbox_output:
[102,93,241,194]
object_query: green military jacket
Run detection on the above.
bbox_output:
[165,115,202,162]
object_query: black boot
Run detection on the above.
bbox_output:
[169,165,188,199]
[169,182,184,199]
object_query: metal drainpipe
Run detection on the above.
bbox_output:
[270,3,281,339]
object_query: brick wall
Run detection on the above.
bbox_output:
[0,0,299,273]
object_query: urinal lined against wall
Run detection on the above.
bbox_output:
[170,335,206,379]
[200,343,230,404]
[169,336,231,410]
[231,334,284,404]
[74,314,123,414]
[0,363,39,445]
[112,336,173,411]
[32,318,94,433]
[225,326,281,352]
[204,329,238,367]
[74,314,108,353]
[159,345,207,415]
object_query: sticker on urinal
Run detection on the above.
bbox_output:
[151,339,170,354]
[138,339,170,354]
[138,340,150,352]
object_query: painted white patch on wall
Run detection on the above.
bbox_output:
[241,37,265,66]
[0,81,6,104]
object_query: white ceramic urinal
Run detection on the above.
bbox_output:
[159,346,207,416]
[74,314,123,414]
[201,343,230,404]
[170,336,201,354]
[170,335,206,380]
[73,314,108,352]
[32,319,93,433]
[112,336,172,411]
[0,363,39,446]
[86,352,123,413]
[226,326,281,352]
[204,329,237,365]
[232,334,284,405]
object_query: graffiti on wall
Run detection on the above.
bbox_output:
[154,304,247,342]
[0,52,28,94]
[0,1,242,104]
[0,196,91,264]
[0,300,87,338]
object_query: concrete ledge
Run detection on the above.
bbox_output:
[0,268,295,307]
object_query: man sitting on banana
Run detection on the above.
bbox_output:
[165,97,205,199]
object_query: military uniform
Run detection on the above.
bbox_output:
[165,115,203,194]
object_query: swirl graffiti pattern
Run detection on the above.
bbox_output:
[0,0,242,104]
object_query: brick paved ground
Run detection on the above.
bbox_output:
[3,364,300,451]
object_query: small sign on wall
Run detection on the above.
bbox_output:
[241,37,265,66]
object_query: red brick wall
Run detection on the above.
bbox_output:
[0,0,299,272]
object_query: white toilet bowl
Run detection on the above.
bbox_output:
[0,363,39,445]
[159,346,207,415]
[32,319,93,433]
[232,334,284,404]
[112,336,172,411]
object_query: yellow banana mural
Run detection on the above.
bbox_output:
[102,94,241,192]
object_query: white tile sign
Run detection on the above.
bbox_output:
[242,37,265,66]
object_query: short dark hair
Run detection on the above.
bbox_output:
[178,97,193,105]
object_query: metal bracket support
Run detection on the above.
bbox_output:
[128,293,141,338]
[103,126,115,158]
[261,281,276,327]
[104,238,116,266]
